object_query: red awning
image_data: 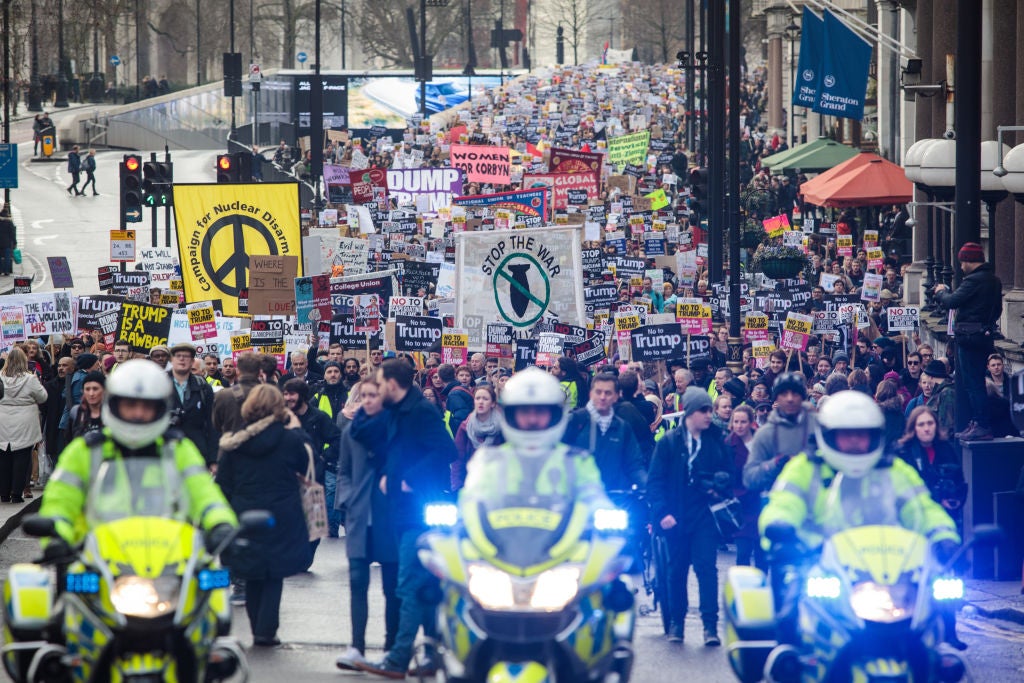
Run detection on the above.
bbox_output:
[799,152,914,208]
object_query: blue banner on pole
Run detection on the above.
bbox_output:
[792,7,823,109]
[813,10,873,120]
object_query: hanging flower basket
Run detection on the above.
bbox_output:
[758,257,805,280]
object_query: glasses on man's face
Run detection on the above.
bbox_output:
[71,345,83,350]
[921,353,933,359]
[907,361,920,366]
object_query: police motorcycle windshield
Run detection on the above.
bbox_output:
[85,455,187,528]
[466,485,578,571]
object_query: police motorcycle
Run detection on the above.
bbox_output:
[419,497,636,683]
[2,457,270,683]
[416,368,637,683]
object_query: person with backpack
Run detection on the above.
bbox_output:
[80,149,99,196]
[439,364,473,436]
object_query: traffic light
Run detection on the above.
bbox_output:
[216,154,237,183]
[689,167,709,214]
[142,161,174,207]
[120,155,143,224]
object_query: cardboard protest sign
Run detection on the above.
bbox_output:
[117,302,172,353]
[886,306,920,332]
[441,328,469,365]
[230,332,252,359]
[549,147,604,178]
[607,130,651,167]
[332,237,370,276]
[743,311,771,343]
[186,302,218,340]
[523,172,600,211]
[485,323,515,362]
[450,144,511,184]
[135,247,179,283]
[46,256,75,288]
[514,338,538,371]
[675,298,712,335]
[394,315,442,352]
[329,314,383,349]
[349,168,388,204]
[402,261,440,295]
[837,234,854,256]
[247,255,299,316]
[294,274,333,329]
[781,311,813,351]
[762,214,791,238]
[631,323,684,362]
[866,247,885,271]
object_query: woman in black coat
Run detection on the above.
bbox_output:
[216,384,313,646]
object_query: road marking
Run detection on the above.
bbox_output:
[31,219,53,231]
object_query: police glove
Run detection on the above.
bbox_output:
[204,524,235,555]
[41,539,74,564]
[933,539,960,565]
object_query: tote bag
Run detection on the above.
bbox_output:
[298,444,328,541]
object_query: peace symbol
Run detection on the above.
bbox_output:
[201,214,278,297]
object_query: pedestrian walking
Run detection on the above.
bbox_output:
[66,146,83,196]
[216,384,314,647]
[0,348,48,503]
[80,149,99,196]
[0,205,16,276]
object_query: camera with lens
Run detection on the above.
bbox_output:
[169,407,184,428]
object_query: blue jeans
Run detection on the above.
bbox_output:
[0,248,11,274]
[385,529,438,668]
[324,470,342,535]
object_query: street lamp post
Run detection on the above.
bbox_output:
[27,0,41,112]
[311,0,324,210]
[89,19,103,102]
[785,21,800,147]
[196,0,202,86]
[54,0,69,107]
[340,0,346,69]
[3,0,12,208]
[727,0,743,371]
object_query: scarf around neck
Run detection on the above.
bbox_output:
[465,409,501,448]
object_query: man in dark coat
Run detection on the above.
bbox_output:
[212,352,262,435]
[354,359,455,679]
[933,242,1003,441]
[167,343,218,465]
[0,205,16,276]
[647,386,734,647]
[562,372,647,493]
[282,378,340,482]
[334,377,399,671]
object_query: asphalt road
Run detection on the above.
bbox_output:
[3,529,1023,682]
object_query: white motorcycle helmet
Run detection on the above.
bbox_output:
[498,367,569,457]
[814,390,886,478]
[102,359,174,450]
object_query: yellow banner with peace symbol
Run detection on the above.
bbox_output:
[173,183,302,317]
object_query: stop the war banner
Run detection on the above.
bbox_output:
[450,144,511,184]
[387,168,463,211]
[455,226,586,330]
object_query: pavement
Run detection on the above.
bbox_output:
[0,487,42,551]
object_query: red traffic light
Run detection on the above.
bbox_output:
[124,155,141,172]
[217,155,233,170]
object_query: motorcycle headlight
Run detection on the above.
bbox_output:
[849,582,914,623]
[593,508,628,532]
[530,567,580,610]
[932,578,964,601]
[425,503,458,527]
[467,565,514,609]
[109,576,180,618]
[806,575,841,599]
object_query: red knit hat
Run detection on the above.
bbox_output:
[957,242,985,263]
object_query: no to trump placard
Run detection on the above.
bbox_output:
[886,306,920,331]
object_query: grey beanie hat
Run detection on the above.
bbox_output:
[682,385,713,418]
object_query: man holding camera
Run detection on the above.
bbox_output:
[168,343,218,466]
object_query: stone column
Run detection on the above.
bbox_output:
[991,0,1017,306]
[877,0,901,161]
[1003,0,1024,343]
[905,1,934,304]
[765,4,789,136]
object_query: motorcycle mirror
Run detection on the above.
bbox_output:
[239,510,275,534]
[970,524,1005,546]
[764,521,798,544]
[22,515,58,538]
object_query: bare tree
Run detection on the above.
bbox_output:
[350,0,462,69]
[619,0,684,64]
[534,0,614,66]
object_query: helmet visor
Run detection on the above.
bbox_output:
[821,428,883,456]
[108,396,168,425]
[503,405,563,431]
